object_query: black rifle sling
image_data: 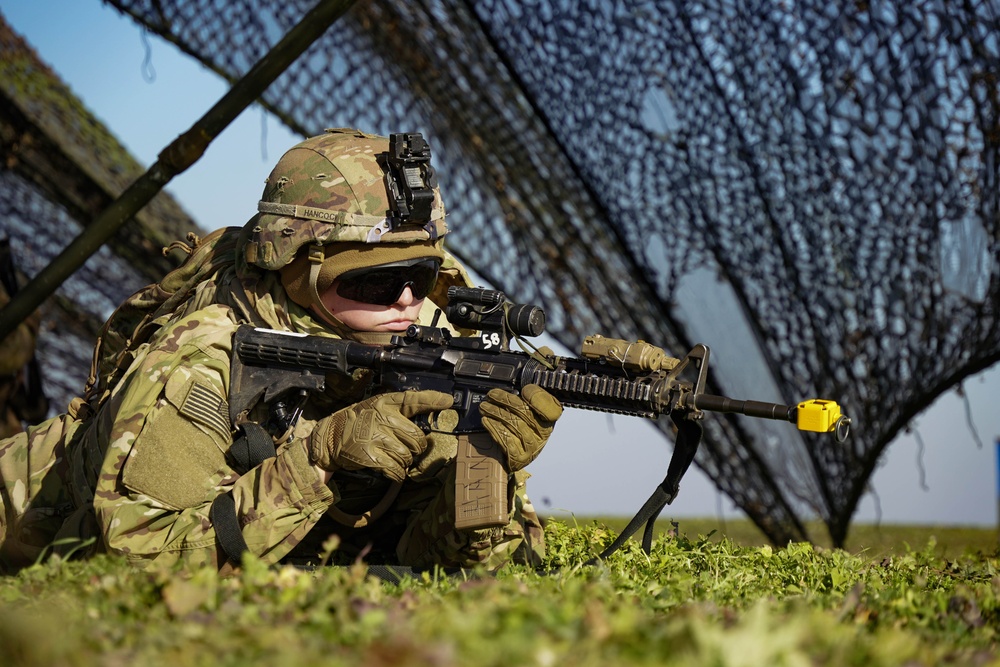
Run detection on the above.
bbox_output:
[592,414,703,562]
[210,492,249,565]
[228,422,277,475]
[661,415,704,509]
[590,486,671,563]
[212,422,277,565]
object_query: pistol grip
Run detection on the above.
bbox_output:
[454,432,509,530]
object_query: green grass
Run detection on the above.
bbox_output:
[583,516,998,559]
[2,520,998,666]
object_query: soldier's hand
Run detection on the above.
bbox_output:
[309,390,454,481]
[480,384,563,472]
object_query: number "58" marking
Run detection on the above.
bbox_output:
[480,332,502,349]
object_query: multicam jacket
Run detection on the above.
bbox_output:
[0,227,543,572]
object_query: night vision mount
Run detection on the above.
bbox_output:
[385,132,437,224]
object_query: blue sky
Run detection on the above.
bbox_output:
[2,0,997,531]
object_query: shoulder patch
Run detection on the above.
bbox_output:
[179,381,231,439]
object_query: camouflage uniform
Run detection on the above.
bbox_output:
[0,130,545,572]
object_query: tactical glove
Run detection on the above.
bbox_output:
[409,408,460,481]
[480,384,563,472]
[310,390,454,481]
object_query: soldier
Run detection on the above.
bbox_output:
[0,129,562,572]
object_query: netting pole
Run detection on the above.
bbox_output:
[0,0,358,342]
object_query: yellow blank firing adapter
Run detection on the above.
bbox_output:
[797,399,852,441]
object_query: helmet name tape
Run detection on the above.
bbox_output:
[257,201,348,224]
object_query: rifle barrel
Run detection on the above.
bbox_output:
[692,394,796,423]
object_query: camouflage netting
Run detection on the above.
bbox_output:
[98,0,1000,546]
[22,0,1000,546]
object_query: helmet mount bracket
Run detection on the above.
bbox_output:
[384,132,437,226]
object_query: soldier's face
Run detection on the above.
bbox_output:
[318,282,424,332]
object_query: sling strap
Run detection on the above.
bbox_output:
[590,414,703,563]
[210,492,250,566]
[212,422,277,565]
[227,422,277,475]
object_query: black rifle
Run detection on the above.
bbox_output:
[230,287,850,557]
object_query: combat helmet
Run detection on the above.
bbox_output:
[243,128,451,330]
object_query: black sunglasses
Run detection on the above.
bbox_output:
[335,258,441,306]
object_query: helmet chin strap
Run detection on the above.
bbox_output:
[306,246,342,326]
[306,246,399,345]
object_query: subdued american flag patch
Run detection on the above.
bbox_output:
[179,381,231,438]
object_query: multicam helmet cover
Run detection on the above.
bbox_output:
[244,128,448,271]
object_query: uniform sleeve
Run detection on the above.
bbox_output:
[91,311,335,569]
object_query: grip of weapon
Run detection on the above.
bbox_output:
[454,432,509,530]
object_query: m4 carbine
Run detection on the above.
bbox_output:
[230,287,850,556]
